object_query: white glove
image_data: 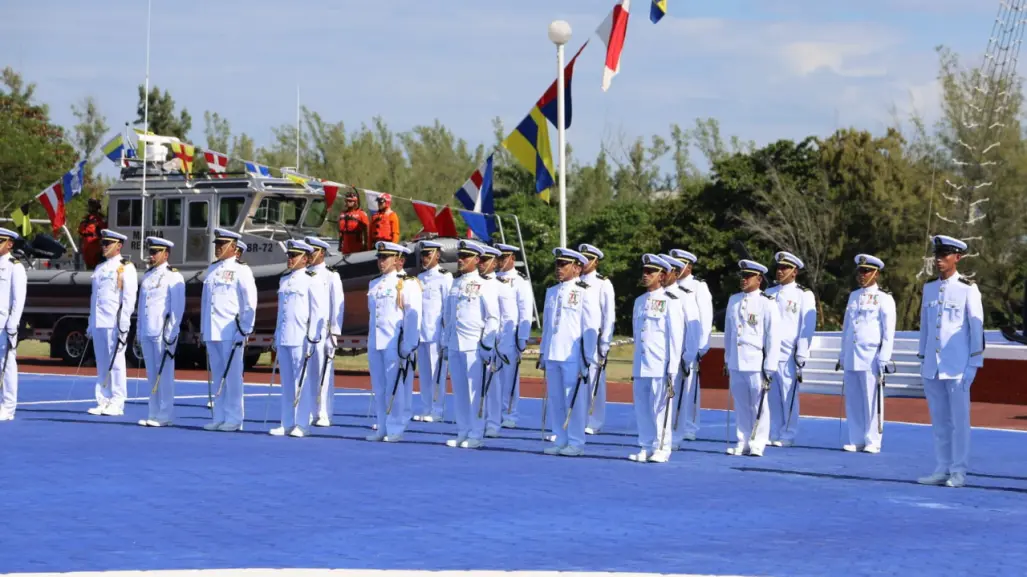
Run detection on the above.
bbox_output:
[579,363,590,380]
[599,344,611,359]
[5,331,17,349]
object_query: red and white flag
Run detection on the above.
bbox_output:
[596,0,631,91]
[320,180,343,210]
[204,149,229,176]
[36,181,66,232]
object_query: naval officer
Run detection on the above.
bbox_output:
[495,243,533,428]
[201,228,257,432]
[658,253,701,448]
[304,236,342,427]
[271,240,318,437]
[764,251,817,446]
[539,247,600,457]
[629,254,684,463]
[837,254,896,453]
[0,228,26,421]
[723,259,781,457]
[86,229,137,417]
[414,240,452,422]
[366,241,421,442]
[669,248,714,440]
[136,237,185,427]
[442,240,499,449]
[480,243,516,438]
[578,243,615,435]
[916,235,985,489]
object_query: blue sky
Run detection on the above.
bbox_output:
[1,0,999,176]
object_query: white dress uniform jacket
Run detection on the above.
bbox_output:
[679,273,714,355]
[313,262,344,424]
[724,291,781,373]
[918,274,985,380]
[484,273,518,431]
[137,262,185,424]
[581,271,616,431]
[632,287,685,457]
[368,270,422,437]
[276,268,316,431]
[0,253,26,419]
[839,283,896,450]
[764,282,816,364]
[495,269,534,423]
[201,258,257,342]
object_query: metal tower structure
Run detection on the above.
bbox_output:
[922,0,1027,277]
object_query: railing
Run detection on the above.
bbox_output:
[707,330,1026,399]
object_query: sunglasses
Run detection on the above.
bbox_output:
[147,248,165,255]
[101,239,120,246]
[555,261,573,268]
[738,272,759,278]
[287,252,305,259]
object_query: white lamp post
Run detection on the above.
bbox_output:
[548,20,571,248]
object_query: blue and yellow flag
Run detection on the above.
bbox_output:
[502,106,555,203]
[102,134,127,165]
[651,0,667,23]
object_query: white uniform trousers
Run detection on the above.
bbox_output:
[633,376,674,454]
[843,370,883,450]
[586,363,607,431]
[416,341,446,418]
[672,369,700,443]
[207,340,245,427]
[0,338,17,418]
[484,357,505,432]
[500,355,520,424]
[278,345,315,431]
[369,347,407,437]
[93,327,128,410]
[770,358,800,442]
[545,360,588,449]
[141,338,175,423]
[306,340,330,422]
[450,350,485,440]
[923,377,971,475]
[729,370,770,452]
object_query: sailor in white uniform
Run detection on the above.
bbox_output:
[764,251,817,446]
[723,259,781,457]
[442,240,499,449]
[629,254,684,463]
[136,237,185,427]
[916,235,985,489]
[578,244,615,435]
[270,240,318,437]
[305,236,342,427]
[658,254,702,448]
[0,228,26,421]
[86,229,137,417]
[200,228,257,432]
[495,243,533,428]
[392,251,422,427]
[837,254,896,453]
[669,248,714,439]
[366,241,422,442]
[480,244,517,438]
[414,240,452,422]
[540,247,600,457]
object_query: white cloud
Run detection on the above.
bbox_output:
[780,42,888,77]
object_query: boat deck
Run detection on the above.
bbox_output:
[3,370,1027,577]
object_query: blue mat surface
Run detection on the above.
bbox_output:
[2,372,1026,576]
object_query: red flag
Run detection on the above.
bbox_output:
[597,0,631,91]
[412,200,439,233]
[536,41,588,128]
[36,181,65,233]
[321,180,342,210]
[435,206,458,238]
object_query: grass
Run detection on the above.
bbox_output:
[18,339,638,383]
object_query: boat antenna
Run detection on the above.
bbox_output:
[295,84,301,172]
[139,0,153,261]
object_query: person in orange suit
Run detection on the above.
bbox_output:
[370,193,400,245]
[338,190,370,255]
[78,198,107,270]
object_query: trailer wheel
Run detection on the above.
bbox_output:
[57,322,92,366]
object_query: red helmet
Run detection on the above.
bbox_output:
[377,193,392,208]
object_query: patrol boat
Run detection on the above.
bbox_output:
[19,152,469,369]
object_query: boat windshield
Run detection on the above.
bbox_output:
[252,195,303,226]
[303,199,327,228]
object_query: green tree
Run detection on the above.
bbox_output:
[0,68,76,219]
[70,96,109,177]
[135,85,192,139]
[203,111,231,152]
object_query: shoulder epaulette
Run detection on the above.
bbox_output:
[498,276,512,284]
[596,273,607,281]
[879,288,891,294]
[796,283,808,291]
[10,258,19,265]
[679,286,693,293]
[518,271,527,280]
[576,280,590,289]
[306,270,317,277]
[762,293,775,300]
[694,276,706,283]
[121,257,133,266]
[959,277,975,286]
[666,291,679,300]
[442,269,452,276]
[170,267,179,272]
